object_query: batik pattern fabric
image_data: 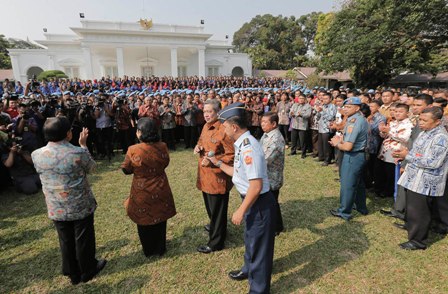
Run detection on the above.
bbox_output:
[260,128,285,190]
[31,141,97,221]
[378,118,413,164]
[398,125,448,196]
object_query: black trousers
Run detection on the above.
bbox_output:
[162,128,176,150]
[290,129,307,156]
[137,221,167,257]
[183,126,198,148]
[202,192,229,250]
[311,130,319,156]
[271,189,284,233]
[96,127,113,157]
[175,125,183,143]
[364,153,377,189]
[117,129,131,154]
[405,190,448,247]
[290,129,299,154]
[317,132,333,163]
[305,129,313,153]
[374,160,395,197]
[278,124,290,143]
[53,213,97,279]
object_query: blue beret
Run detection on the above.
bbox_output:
[343,97,362,106]
[63,91,70,95]
[93,90,99,94]
[217,102,246,122]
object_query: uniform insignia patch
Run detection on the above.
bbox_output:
[350,118,356,123]
[243,138,251,146]
[347,126,354,134]
[244,156,253,165]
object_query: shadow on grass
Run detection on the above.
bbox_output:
[271,197,369,293]
[48,274,150,294]
[97,238,131,255]
[0,247,60,293]
[0,189,48,220]
[0,224,53,251]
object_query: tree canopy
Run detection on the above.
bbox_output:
[0,35,11,69]
[233,13,321,70]
[0,35,40,69]
[315,0,448,87]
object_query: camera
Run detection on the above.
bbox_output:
[22,112,30,120]
[29,75,40,93]
[9,93,19,100]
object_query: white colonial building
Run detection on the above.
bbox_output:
[8,19,252,83]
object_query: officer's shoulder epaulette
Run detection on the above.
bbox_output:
[243,138,251,147]
[350,118,356,123]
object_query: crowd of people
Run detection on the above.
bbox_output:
[1,75,448,292]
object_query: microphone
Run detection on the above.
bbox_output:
[202,151,214,166]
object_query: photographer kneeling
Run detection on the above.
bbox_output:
[2,137,41,194]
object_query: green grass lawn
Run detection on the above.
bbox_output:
[1,148,448,293]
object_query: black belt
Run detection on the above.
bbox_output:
[240,191,270,198]
[346,150,365,154]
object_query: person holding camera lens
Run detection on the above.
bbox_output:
[2,138,41,195]
[94,96,114,160]
[12,100,39,152]
[112,95,133,154]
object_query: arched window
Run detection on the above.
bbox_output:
[231,66,244,77]
[26,66,44,79]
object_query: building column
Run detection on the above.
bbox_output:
[170,47,178,78]
[10,54,22,82]
[82,46,93,79]
[198,47,205,77]
[116,47,125,77]
[48,55,55,70]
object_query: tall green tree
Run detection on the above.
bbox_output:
[297,12,322,53]
[233,14,307,69]
[0,35,40,69]
[0,34,11,69]
[315,0,448,87]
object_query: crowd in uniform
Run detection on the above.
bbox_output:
[1,75,448,292]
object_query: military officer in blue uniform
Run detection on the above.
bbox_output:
[206,102,277,294]
[329,97,369,220]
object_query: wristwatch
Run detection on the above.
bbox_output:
[216,160,223,168]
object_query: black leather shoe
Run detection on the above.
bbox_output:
[228,270,248,281]
[393,222,407,230]
[81,259,107,283]
[288,152,296,156]
[197,245,216,254]
[399,241,426,250]
[353,207,368,215]
[69,275,81,285]
[330,209,350,220]
[204,224,210,232]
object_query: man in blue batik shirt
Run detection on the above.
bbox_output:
[394,107,448,250]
